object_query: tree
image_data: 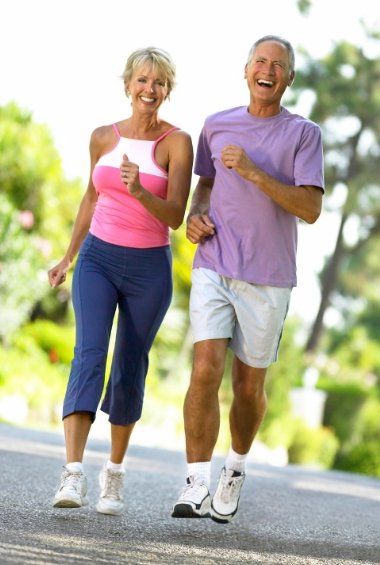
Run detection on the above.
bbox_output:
[0,102,82,341]
[287,37,380,352]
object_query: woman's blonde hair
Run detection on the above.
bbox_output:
[121,46,176,98]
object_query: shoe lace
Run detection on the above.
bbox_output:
[219,473,243,503]
[59,468,82,492]
[102,471,124,500]
[180,474,207,500]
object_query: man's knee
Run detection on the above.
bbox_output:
[190,339,228,389]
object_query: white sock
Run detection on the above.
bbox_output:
[225,447,249,474]
[66,462,83,472]
[187,461,211,488]
[106,459,124,472]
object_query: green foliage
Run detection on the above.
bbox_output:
[170,223,196,308]
[321,382,368,445]
[0,102,82,340]
[19,320,75,366]
[290,35,380,354]
[0,336,67,419]
[333,397,380,476]
[288,422,339,469]
[259,317,306,442]
[0,194,48,341]
[296,0,312,16]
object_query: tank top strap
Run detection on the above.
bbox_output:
[112,123,121,140]
[151,127,179,175]
[152,126,178,150]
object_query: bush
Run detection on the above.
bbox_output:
[0,337,68,424]
[288,422,339,469]
[321,382,368,444]
[333,397,380,476]
[17,320,75,366]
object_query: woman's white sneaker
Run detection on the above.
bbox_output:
[53,467,89,508]
[172,472,211,518]
[211,467,245,523]
[96,463,125,516]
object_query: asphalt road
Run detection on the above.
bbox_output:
[0,422,379,565]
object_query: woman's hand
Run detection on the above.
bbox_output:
[120,153,143,197]
[48,257,72,289]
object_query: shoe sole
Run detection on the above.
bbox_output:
[210,513,232,524]
[210,505,237,524]
[53,496,89,508]
[96,503,124,516]
[171,503,210,518]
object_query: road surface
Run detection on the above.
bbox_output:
[0,422,379,564]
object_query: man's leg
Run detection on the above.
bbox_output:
[211,356,267,524]
[172,338,229,518]
[184,338,229,462]
[230,355,267,454]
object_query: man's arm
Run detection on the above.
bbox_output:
[186,177,216,244]
[221,144,323,224]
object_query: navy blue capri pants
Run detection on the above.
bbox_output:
[63,233,172,426]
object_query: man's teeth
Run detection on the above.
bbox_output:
[258,80,274,86]
[141,97,155,102]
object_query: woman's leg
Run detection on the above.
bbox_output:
[101,246,173,427]
[110,422,136,463]
[96,246,172,516]
[64,411,93,463]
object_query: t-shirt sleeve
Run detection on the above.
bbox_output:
[194,123,216,178]
[294,123,324,191]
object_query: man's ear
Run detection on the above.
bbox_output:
[244,63,248,79]
[288,70,295,86]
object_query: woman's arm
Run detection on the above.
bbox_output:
[47,128,107,288]
[120,130,193,230]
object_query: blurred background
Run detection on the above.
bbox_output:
[1,0,380,476]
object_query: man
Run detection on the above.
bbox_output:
[171,35,324,523]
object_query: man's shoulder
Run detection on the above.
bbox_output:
[204,106,245,125]
[281,107,321,132]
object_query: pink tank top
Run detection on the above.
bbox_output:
[90,123,177,248]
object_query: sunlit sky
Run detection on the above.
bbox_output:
[1,0,379,326]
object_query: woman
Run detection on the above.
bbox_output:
[48,46,193,516]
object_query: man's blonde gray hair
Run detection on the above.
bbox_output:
[121,46,176,96]
[247,35,295,72]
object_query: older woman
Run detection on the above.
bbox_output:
[48,46,193,515]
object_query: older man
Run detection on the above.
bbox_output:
[172,35,324,523]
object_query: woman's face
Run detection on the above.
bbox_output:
[125,64,170,113]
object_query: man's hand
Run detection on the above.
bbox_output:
[120,153,143,197]
[221,144,255,180]
[186,214,215,244]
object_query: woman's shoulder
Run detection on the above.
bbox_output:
[90,124,118,157]
[91,124,117,144]
[163,125,192,146]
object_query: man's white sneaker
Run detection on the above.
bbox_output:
[96,463,125,516]
[53,466,89,508]
[211,467,245,523]
[172,472,211,518]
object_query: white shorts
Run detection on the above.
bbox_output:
[190,268,291,369]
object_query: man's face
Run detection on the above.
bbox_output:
[244,41,295,107]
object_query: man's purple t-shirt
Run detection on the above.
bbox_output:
[193,105,324,288]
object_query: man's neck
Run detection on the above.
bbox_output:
[247,101,283,118]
